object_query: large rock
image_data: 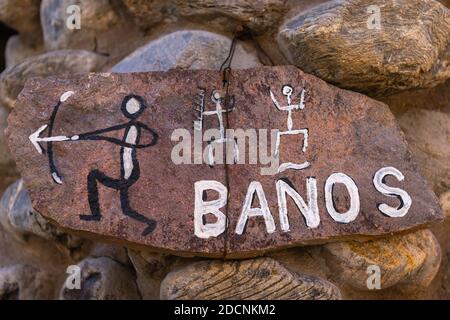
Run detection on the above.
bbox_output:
[277,0,450,96]
[128,250,176,299]
[324,229,441,290]
[59,256,140,300]
[381,79,450,115]
[0,264,55,299]
[6,66,442,258]
[5,35,44,69]
[88,243,130,265]
[0,106,18,194]
[397,109,450,195]
[0,180,89,259]
[0,50,107,110]
[112,30,261,72]
[0,0,41,45]
[440,191,450,218]
[160,257,342,300]
[121,0,287,33]
[41,0,141,59]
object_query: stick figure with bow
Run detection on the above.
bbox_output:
[29,92,158,236]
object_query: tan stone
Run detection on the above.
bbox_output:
[277,0,450,96]
[440,191,450,219]
[324,229,441,290]
[397,109,450,195]
[0,50,107,110]
[128,250,175,299]
[380,79,450,115]
[122,0,288,33]
[0,0,41,45]
[160,257,341,300]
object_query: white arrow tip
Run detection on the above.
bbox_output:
[29,124,48,154]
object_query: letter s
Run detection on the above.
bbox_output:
[373,167,412,217]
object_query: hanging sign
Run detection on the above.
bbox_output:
[6,67,442,258]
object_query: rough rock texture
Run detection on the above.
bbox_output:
[122,0,288,33]
[440,191,450,218]
[277,0,450,96]
[324,229,441,290]
[6,67,442,258]
[0,264,55,299]
[0,0,42,45]
[89,243,130,266]
[0,50,108,110]
[112,30,261,72]
[160,257,341,300]
[0,106,18,194]
[128,250,177,299]
[41,0,142,60]
[381,79,450,115]
[5,35,44,69]
[0,180,90,260]
[397,109,450,195]
[59,256,140,300]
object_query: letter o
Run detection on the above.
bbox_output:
[325,173,360,223]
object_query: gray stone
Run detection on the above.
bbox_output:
[5,35,44,69]
[59,256,140,300]
[277,0,450,96]
[0,264,55,299]
[121,0,288,33]
[41,0,142,59]
[0,180,87,255]
[0,50,107,110]
[89,243,130,266]
[128,250,174,299]
[0,105,18,194]
[112,30,261,72]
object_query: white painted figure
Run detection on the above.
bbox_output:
[269,85,310,173]
[194,89,238,166]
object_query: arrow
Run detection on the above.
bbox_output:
[29,124,79,154]
[29,91,76,185]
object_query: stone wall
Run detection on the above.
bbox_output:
[0,0,449,300]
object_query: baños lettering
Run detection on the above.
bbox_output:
[194,166,412,239]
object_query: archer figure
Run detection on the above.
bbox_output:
[30,93,159,236]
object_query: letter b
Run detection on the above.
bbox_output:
[194,180,227,239]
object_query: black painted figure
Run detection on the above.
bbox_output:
[72,95,158,236]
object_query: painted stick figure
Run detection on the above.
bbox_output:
[30,94,159,236]
[195,89,238,166]
[269,85,310,173]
